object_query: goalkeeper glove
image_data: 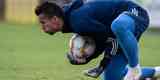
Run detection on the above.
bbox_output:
[124,64,142,80]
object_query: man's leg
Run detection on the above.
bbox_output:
[103,12,155,80]
[111,13,138,68]
[102,52,156,80]
[102,52,127,80]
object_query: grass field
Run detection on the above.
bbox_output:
[0,22,160,80]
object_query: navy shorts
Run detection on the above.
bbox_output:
[124,6,150,41]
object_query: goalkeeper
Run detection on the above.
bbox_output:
[35,0,160,80]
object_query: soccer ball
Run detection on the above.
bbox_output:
[69,34,96,58]
[67,34,96,64]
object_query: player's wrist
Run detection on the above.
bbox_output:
[124,64,142,80]
[128,64,142,76]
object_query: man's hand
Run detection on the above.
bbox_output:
[124,64,142,80]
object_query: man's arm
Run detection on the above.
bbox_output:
[63,0,84,12]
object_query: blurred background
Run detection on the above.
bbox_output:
[0,0,159,80]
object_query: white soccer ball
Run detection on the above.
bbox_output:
[69,34,96,59]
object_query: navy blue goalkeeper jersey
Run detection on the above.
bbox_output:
[62,0,149,59]
[62,0,148,37]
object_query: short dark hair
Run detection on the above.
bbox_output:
[35,1,64,19]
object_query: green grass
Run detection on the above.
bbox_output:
[0,22,160,80]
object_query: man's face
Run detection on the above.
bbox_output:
[38,14,63,35]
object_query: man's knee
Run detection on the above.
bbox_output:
[111,14,135,34]
[103,70,123,80]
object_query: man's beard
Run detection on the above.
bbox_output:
[46,32,55,35]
